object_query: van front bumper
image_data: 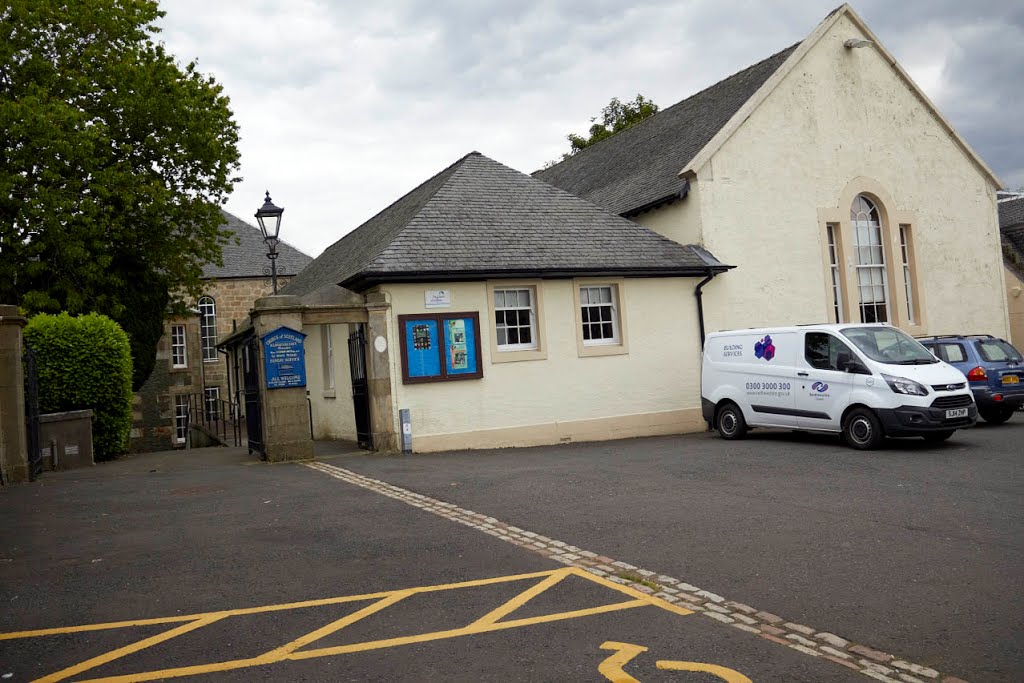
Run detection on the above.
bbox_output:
[876,404,977,436]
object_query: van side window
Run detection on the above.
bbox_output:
[805,332,858,371]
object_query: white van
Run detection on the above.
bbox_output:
[701,324,977,449]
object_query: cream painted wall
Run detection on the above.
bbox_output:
[679,13,1006,337]
[632,183,703,246]
[1006,267,1024,347]
[380,279,704,447]
[304,323,358,441]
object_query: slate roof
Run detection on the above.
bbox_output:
[1001,197,1024,279]
[533,44,799,216]
[280,152,729,296]
[999,196,1024,232]
[202,210,313,279]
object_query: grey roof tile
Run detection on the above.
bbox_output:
[999,197,1024,232]
[533,43,799,216]
[281,152,729,297]
[202,210,313,279]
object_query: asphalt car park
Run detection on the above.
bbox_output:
[0,446,867,682]
[337,420,1024,683]
[1,421,1019,681]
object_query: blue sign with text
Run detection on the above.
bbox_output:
[263,326,307,389]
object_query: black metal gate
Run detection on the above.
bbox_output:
[348,325,373,450]
[23,342,42,481]
[242,334,264,458]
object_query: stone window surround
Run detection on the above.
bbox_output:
[817,177,925,334]
[486,280,547,363]
[572,277,630,358]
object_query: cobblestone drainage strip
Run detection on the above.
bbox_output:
[304,461,967,683]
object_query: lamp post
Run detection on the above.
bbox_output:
[255,191,284,294]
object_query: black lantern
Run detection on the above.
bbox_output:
[255,191,285,293]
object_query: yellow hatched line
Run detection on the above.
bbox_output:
[12,566,693,683]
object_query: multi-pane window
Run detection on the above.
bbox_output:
[171,324,187,368]
[850,195,889,323]
[826,223,845,323]
[321,325,335,390]
[580,285,619,345]
[198,296,218,362]
[899,225,915,324]
[174,395,189,444]
[204,386,220,421]
[495,288,537,350]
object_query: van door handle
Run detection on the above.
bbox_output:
[797,372,809,377]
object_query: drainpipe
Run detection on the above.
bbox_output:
[695,268,717,348]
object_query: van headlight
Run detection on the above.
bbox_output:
[882,374,929,396]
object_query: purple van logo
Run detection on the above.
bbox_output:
[812,381,829,393]
[754,335,776,361]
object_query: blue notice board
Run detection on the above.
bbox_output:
[263,326,307,389]
[399,312,483,384]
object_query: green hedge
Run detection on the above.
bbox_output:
[24,312,133,461]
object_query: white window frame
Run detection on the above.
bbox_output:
[198,296,218,362]
[204,386,220,421]
[494,287,538,351]
[579,285,620,346]
[174,395,189,444]
[825,224,845,324]
[899,224,916,325]
[171,324,188,369]
[486,281,547,363]
[573,279,629,358]
[851,195,891,324]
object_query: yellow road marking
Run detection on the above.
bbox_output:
[2,567,693,683]
[656,659,753,682]
[34,616,224,683]
[468,567,571,628]
[598,641,649,683]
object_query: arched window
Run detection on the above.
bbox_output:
[198,296,218,362]
[850,195,889,323]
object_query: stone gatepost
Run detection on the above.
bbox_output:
[366,293,398,452]
[0,305,29,483]
[251,295,313,462]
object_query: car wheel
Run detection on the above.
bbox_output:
[843,408,884,450]
[716,402,747,440]
[979,407,1014,425]
[922,430,955,443]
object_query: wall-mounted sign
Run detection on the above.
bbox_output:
[424,289,451,308]
[262,326,307,389]
[398,312,482,384]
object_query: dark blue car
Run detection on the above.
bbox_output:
[918,335,1024,424]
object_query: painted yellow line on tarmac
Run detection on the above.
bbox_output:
[598,641,649,683]
[656,659,753,682]
[5,567,693,683]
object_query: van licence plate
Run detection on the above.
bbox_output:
[1003,375,1020,385]
[946,408,969,419]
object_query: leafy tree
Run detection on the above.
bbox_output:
[563,94,659,159]
[0,0,241,388]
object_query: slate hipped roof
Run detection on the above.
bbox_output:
[202,210,312,279]
[533,44,799,216]
[280,152,729,297]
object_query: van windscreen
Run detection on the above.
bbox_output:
[840,327,938,365]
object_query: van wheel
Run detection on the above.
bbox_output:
[923,430,955,443]
[979,407,1014,425]
[843,408,883,450]
[716,403,747,440]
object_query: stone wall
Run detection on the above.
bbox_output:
[129,276,294,453]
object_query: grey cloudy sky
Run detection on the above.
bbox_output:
[158,1,1024,258]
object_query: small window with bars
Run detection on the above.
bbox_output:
[494,288,537,350]
[204,386,220,422]
[580,285,620,345]
[171,324,188,368]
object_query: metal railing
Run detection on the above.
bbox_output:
[187,394,243,448]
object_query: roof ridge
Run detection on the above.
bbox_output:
[536,41,801,176]
[219,208,312,258]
